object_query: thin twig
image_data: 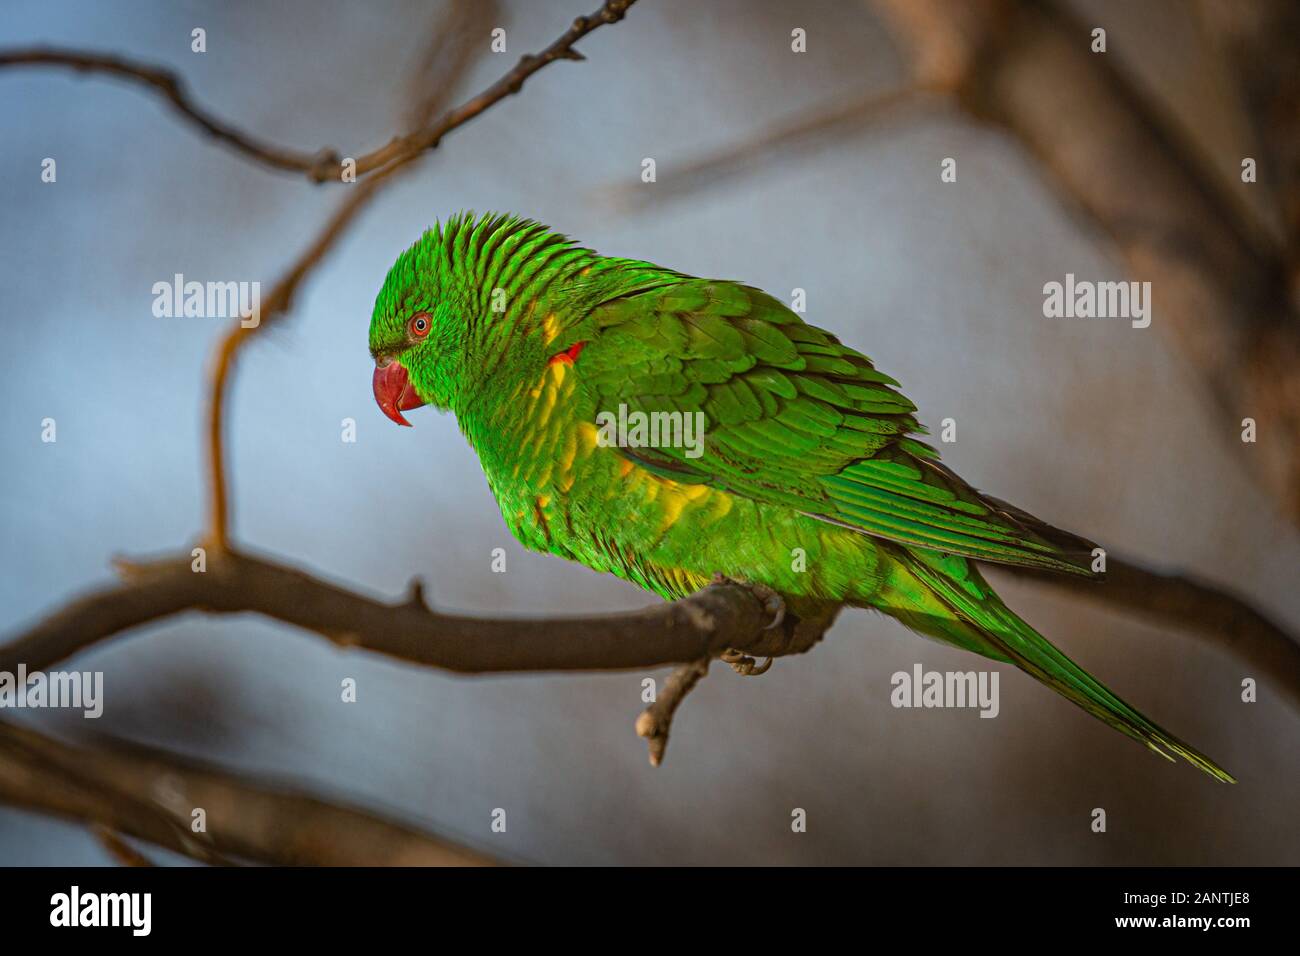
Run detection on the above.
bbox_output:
[635,657,711,766]
[350,0,638,181]
[598,86,931,210]
[205,175,395,549]
[0,48,341,179]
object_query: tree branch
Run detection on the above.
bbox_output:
[1,544,1293,704]
[636,657,711,766]
[0,48,342,179]
[0,0,636,185]
[205,175,396,549]
[402,0,504,130]
[597,85,934,210]
[0,719,496,866]
[0,548,797,677]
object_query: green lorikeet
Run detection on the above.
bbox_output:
[369,212,1233,782]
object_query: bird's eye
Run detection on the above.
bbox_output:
[408,313,431,339]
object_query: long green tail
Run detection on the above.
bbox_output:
[875,546,1235,782]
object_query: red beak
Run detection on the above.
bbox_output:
[373,358,427,427]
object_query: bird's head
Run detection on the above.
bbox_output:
[368,227,468,426]
[370,212,571,425]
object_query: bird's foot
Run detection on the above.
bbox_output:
[709,573,786,631]
[710,573,785,676]
[720,647,773,676]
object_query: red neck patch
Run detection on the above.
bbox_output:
[547,340,587,367]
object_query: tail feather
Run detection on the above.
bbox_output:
[885,547,1235,783]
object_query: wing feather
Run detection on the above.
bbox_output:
[576,280,1096,575]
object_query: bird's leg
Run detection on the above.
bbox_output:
[710,573,785,676]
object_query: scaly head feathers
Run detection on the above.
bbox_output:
[369,211,593,424]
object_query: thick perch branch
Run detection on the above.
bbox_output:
[0,719,495,866]
[0,548,794,677]
[1,545,1293,700]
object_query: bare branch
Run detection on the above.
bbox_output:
[0,719,496,866]
[1,545,1293,703]
[0,0,638,184]
[343,0,638,183]
[636,657,711,766]
[0,48,342,179]
[0,548,792,677]
[598,86,933,210]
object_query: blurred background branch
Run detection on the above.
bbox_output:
[0,47,347,180]
[0,718,496,865]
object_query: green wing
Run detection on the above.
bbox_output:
[575,279,1097,575]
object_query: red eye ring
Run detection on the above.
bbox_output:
[408,312,431,339]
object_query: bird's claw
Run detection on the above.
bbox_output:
[753,583,786,631]
[709,574,784,676]
[708,574,787,631]
[721,647,773,677]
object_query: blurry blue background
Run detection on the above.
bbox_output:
[1,0,1297,864]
